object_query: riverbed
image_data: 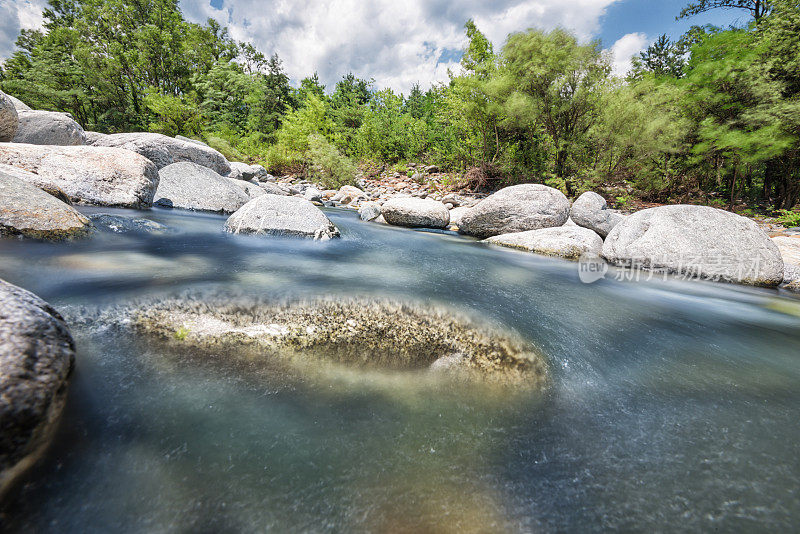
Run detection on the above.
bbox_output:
[1,206,799,532]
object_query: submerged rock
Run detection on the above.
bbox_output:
[772,236,800,292]
[602,205,784,286]
[0,91,18,142]
[458,184,570,238]
[132,297,548,387]
[155,162,249,213]
[88,214,169,235]
[225,194,340,240]
[0,143,159,208]
[381,197,450,229]
[485,226,603,260]
[86,132,231,175]
[13,110,86,146]
[570,191,624,238]
[0,171,91,240]
[0,279,74,498]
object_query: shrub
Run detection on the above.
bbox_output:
[308,134,356,189]
[776,209,800,227]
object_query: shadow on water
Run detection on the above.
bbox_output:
[1,206,800,532]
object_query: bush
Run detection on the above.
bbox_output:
[776,209,800,227]
[308,134,356,189]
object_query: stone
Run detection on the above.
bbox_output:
[175,135,208,147]
[303,187,323,203]
[226,177,266,200]
[5,94,31,111]
[381,197,450,229]
[772,236,800,292]
[155,162,248,213]
[425,165,439,173]
[0,279,74,497]
[132,297,547,386]
[88,214,169,235]
[458,184,570,238]
[602,205,784,286]
[0,143,159,208]
[0,164,72,205]
[359,201,382,222]
[259,182,290,196]
[448,207,469,230]
[570,191,624,238]
[335,185,367,204]
[485,226,603,260]
[13,110,85,146]
[86,132,230,175]
[225,194,340,240]
[0,91,19,142]
[0,171,92,240]
[228,161,269,181]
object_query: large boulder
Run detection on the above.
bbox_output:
[225,194,340,241]
[458,184,570,238]
[86,132,230,175]
[228,161,269,181]
[359,201,382,222]
[570,191,624,238]
[155,162,248,213]
[485,226,603,260]
[13,110,85,146]
[448,207,469,230]
[226,177,265,200]
[0,91,18,142]
[381,197,450,228]
[5,94,31,111]
[0,143,159,208]
[175,135,208,147]
[0,280,75,497]
[602,205,784,286]
[772,236,800,292]
[259,182,290,196]
[1,171,91,240]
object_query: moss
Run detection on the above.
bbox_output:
[132,297,549,389]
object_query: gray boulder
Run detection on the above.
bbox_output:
[570,191,624,238]
[458,184,570,238]
[0,143,159,208]
[259,182,290,196]
[225,194,340,241]
[0,91,18,142]
[5,94,31,111]
[228,161,269,181]
[303,187,323,203]
[602,205,784,286]
[155,162,248,213]
[485,226,603,260]
[359,201,382,222]
[13,110,85,146]
[226,177,265,200]
[772,236,800,292]
[0,279,75,497]
[1,171,91,240]
[381,197,450,228]
[86,132,230,175]
[448,207,469,230]
[175,135,208,147]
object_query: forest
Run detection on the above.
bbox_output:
[1,0,799,217]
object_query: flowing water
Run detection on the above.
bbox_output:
[1,206,800,533]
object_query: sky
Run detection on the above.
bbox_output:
[0,0,747,93]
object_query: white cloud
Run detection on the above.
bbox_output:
[0,0,45,60]
[180,0,621,93]
[610,32,649,78]
[2,0,624,93]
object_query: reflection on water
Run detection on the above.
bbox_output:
[1,206,800,532]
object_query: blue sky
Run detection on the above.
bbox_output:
[0,0,750,92]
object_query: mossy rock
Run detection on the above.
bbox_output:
[132,297,549,388]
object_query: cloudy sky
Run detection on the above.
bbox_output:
[0,0,744,92]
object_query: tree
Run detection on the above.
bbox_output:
[629,34,687,79]
[678,1,772,21]
[499,28,611,193]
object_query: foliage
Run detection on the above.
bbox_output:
[308,134,357,189]
[776,209,800,227]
